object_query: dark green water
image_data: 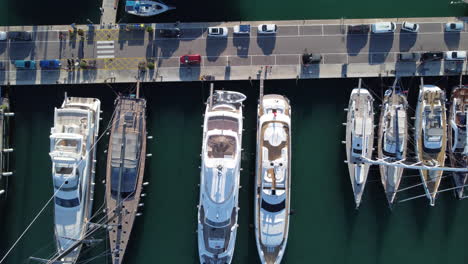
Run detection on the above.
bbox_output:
[2,77,468,264]
[0,0,467,26]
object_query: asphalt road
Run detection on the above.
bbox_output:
[0,21,467,71]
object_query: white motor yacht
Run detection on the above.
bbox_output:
[49,95,100,263]
[254,94,291,264]
[345,88,374,208]
[197,90,246,264]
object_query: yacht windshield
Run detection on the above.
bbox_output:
[55,166,73,175]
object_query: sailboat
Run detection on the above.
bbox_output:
[106,87,147,264]
[377,82,408,207]
[448,85,468,199]
[254,93,291,264]
[49,95,101,263]
[345,85,374,208]
[414,85,447,206]
[125,0,175,17]
[197,87,246,264]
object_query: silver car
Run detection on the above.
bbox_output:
[445,22,464,32]
[402,22,419,32]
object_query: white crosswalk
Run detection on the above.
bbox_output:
[96,41,115,59]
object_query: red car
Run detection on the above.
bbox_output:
[180,54,202,65]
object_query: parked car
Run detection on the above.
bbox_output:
[180,54,202,65]
[8,31,32,41]
[347,25,370,34]
[398,52,421,62]
[402,22,419,32]
[302,53,322,65]
[371,22,396,33]
[14,60,36,69]
[233,25,251,35]
[420,52,443,62]
[0,31,7,41]
[445,22,464,32]
[257,24,277,34]
[40,59,61,69]
[158,28,181,38]
[445,51,467,61]
[208,27,228,37]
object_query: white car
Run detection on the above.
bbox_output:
[371,22,396,33]
[445,51,466,60]
[402,22,419,32]
[207,27,228,37]
[445,22,464,32]
[257,24,277,34]
[0,31,6,41]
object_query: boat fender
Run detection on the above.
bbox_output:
[0,190,4,195]
[2,172,13,176]
[341,141,346,144]
[344,160,348,163]
[342,123,347,126]
[147,136,153,139]
[2,148,14,153]
[344,108,348,112]
[141,193,146,197]
[143,182,149,186]
[4,112,14,117]
[138,203,144,207]
[136,213,143,217]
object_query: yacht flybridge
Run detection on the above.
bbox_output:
[448,85,468,199]
[377,85,408,207]
[345,87,374,208]
[49,95,100,263]
[197,87,246,264]
[254,93,291,264]
[414,85,447,206]
[106,89,147,264]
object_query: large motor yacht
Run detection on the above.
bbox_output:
[197,90,246,264]
[345,88,374,208]
[106,92,147,264]
[377,88,408,207]
[448,85,468,199]
[414,85,447,206]
[254,94,291,264]
[49,95,100,263]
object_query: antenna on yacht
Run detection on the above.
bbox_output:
[391,78,401,160]
[209,83,214,110]
[420,77,424,87]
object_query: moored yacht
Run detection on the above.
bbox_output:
[125,0,175,16]
[345,87,374,208]
[377,88,408,207]
[106,92,147,264]
[448,85,468,199]
[49,95,100,263]
[254,94,291,264]
[197,89,246,264]
[414,85,447,206]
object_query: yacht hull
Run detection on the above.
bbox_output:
[448,86,468,199]
[377,91,408,207]
[346,88,374,208]
[254,95,291,264]
[414,85,447,206]
[106,97,147,264]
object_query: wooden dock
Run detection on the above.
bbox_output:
[101,0,119,24]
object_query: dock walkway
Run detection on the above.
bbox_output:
[101,0,119,25]
[0,17,467,85]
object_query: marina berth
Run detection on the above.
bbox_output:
[414,85,447,206]
[377,85,408,207]
[49,96,101,263]
[106,90,147,264]
[197,89,246,264]
[254,94,291,264]
[345,87,374,208]
[448,86,468,199]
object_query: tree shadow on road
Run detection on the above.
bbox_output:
[399,32,417,52]
[368,33,394,64]
[206,37,227,61]
[444,32,460,50]
[346,34,368,56]
[233,36,249,58]
[256,35,276,55]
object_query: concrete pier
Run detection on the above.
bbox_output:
[100,0,119,24]
[0,17,467,85]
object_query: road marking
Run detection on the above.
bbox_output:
[96,40,115,59]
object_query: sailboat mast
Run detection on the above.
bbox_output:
[391,78,401,159]
[209,83,214,110]
[114,120,127,264]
